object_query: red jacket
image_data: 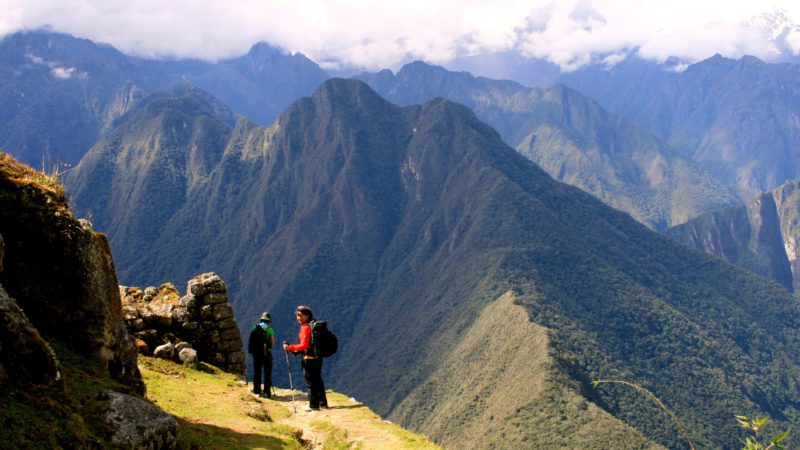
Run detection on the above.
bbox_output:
[286,323,311,353]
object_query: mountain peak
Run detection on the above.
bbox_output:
[737,54,766,69]
[396,60,470,80]
[308,78,391,111]
[118,83,237,128]
[399,60,442,72]
[688,53,737,73]
[245,41,286,60]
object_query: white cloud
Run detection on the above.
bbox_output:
[50,67,75,79]
[786,27,800,54]
[23,51,85,78]
[1,0,799,71]
[25,53,45,65]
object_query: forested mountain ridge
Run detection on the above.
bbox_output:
[7,32,776,232]
[562,54,800,200]
[66,79,800,449]
[357,61,739,229]
[66,84,236,278]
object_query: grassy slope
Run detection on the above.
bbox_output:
[391,292,663,450]
[140,356,438,449]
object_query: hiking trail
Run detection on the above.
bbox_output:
[139,356,439,448]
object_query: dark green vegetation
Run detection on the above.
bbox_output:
[357,61,739,229]
[668,179,800,292]
[67,79,800,449]
[0,30,328,166]
[562,54,800,200]
[67,84,236,277]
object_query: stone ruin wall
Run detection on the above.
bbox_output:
[121,272,245,375]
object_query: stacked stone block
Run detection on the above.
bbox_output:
[121,272,245,375]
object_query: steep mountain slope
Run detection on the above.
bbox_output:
[67,79,800,449]
[390,292,661,449]
[668,179,800,291]
[67,85,235,278]
[357,62,739,229]
[562,54,800,199]
[0,31,328,166]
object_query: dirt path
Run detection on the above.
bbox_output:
[272,388,439,449]
[140,355,437,448]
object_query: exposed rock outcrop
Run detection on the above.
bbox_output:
[0,153,143,393]
[121,273,246,375]
[772,180,800,289]
[102,390,178,449]
[668,180,800,291]
[0,152,152,446]
[0,284,63,391]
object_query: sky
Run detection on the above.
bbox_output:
[2,0,800,72]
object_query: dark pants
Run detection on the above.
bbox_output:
[301,357,328,408]
[252,352,273,395]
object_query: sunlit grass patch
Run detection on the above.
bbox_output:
[140,356,302,449]
[310,419,361,450]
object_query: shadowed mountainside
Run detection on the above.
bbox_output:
[668,179,800,291]
[67,79,800,449]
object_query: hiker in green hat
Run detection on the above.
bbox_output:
[248,311,275,398]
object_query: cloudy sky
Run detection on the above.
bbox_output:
[2,0,800,72]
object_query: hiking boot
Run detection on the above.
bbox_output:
[305,406,320,412]
[320,404,330,409]
[259,393,271,399]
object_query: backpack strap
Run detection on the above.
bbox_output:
[259,323,273,350]
[308,320,317,357]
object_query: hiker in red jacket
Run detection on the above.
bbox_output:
[284,305,328,411]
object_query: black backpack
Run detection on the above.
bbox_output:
[248,324,268,355]
[310,320,338,358]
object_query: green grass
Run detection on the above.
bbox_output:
[0,387,91,449]
[310,419,359,450]
[140,356,302,449]
[373,421,441,449]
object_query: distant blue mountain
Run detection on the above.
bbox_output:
[561,54,800,200]
[0,30,329,166]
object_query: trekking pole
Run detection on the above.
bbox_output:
[284,348,296,413]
